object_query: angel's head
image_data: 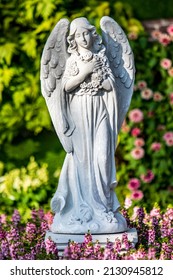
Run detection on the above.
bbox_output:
[67,17,102,54]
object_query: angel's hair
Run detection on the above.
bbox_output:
[67,17,102,54]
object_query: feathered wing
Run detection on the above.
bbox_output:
[40,18,74,153]
[100,16,135,131]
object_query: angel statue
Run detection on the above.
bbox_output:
[40,16,135,234]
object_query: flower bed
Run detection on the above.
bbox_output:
[1,207,173,260]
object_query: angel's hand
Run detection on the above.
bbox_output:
[102,78,112,91]
[65,59,102,93]
[79,59,102,78]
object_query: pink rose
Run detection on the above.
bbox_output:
[127,178,141,190]
[141,170,155,183]
[165,138,173,146]
[153,92,163,101]
[168,68,173,77]
[137,80,147,90]
[147,111,154,118]
[141,88,153,100]
[131,190,144,201]
[129,109,144,123]
[131,127,141,137]
[169,93,173,105]
[128,32,138,40]
[160,58,172,69]
[167,24,173,36]
[157,125,166,131]
[121,119,130,133]
[151,30,162,40]
[151,142,162,151]
[163,131,173,141]
[159,34,171,46]
[134,138,145,147]
[131,147,145,159]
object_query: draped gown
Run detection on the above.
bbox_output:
[50,49,127,233]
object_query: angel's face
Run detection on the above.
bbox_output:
[74,27,92,50]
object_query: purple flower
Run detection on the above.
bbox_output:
[93,243,104,260]
[45,238,58,256]
[84,232,92,244]
[122,233,131,250]
[11,210,21,226]
[147,247,156,260]
[6,227,20,242]
[1,240,9,259]
[148,229,155,245]
[137,207,145,223]
[25,222,37,241]
[114,238,122,253]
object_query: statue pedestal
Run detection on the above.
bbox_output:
[45,228,138,256]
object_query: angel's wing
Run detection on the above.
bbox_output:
[40,18,73,153]
[100,16,135,131]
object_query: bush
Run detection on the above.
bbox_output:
[0,206,173,260]
[116,25,173,210]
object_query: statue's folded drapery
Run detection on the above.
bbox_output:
[41,16,135,234]
[50,51,126,233]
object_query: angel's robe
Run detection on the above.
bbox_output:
[50,49,127,233]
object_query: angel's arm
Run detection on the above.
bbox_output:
[64,71,88,93]
[64,57,102,93]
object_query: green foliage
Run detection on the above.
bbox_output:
[0,157,50,218]
[120,0,173,20]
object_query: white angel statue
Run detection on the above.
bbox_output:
[40,17,135,234]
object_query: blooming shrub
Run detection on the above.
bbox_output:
[0,157,51,217]
[1,207,173,260]
[116,22,173,210]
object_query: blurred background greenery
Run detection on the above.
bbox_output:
[0,0,173,218]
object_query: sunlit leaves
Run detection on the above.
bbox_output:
[0,43,17,65]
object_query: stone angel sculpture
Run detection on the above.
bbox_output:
[40,17,135,234]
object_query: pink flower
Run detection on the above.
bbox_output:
[160,58,172,69]
[151,142,162,151]
[168,68,173,77]
[134,138,145,147]
[137,80,147,90]
[153,92,163,101]
[163,131,173,141]
[147,111,154,118]
[44,212,53,230]
[150,207,161,219]
[169,93,173,105]
[167,24,173,37]
[131,190,144,201]
[131,147,145,159]
[159,33,171,46]
[128,32,138,40]
[129,109,144,123]
[0,214,7,224]
[157,125,166,131]
[141,88,153,100]
[131,127,141,137]
[45,238,58,255]
[141,170,155,183]
[128,178,141,190]
[165,138,173,146]
[151,30,162,40]
[124,197,132,209]
[121,120,130,133]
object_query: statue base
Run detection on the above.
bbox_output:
[45,228,138,256]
